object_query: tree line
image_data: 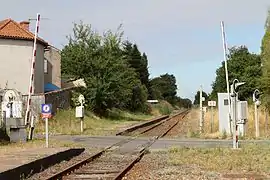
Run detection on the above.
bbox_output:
[204,9,270,109]
[61,22,192,116]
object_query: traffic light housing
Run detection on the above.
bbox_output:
[253,89,261,102]
[231,79,245,94]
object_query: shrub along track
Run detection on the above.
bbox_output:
[31,110,189,180]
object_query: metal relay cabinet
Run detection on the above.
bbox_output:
[237,101,248,136]
[0,89,26,142]
[218,93,248,136]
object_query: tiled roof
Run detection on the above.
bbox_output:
[0,18,48,46]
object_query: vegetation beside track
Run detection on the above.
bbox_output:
[168,143,270,176]
[126,143,270,179]
[202,106,270,140]
[34,101,177,136]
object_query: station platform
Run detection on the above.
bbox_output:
[0,147,84,179]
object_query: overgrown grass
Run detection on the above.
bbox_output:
[202,106,270,139]
[168,143,270,174]
[34,108,154,135]
[33,100,178,136]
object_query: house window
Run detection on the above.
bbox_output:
[44,58,48,73]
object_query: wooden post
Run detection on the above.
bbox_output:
[265,108,269,135]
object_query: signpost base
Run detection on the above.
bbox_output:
[80,117,84,133]
[45,117,48,148]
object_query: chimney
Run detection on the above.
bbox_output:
[19,21,30,31]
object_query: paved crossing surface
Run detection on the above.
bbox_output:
[50,135,270,150]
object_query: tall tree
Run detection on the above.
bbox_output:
[150,73,178,104]
[141,52,151,93]
[61,22,145,115]
[261,9,270,108]
[193,91,209,106]
[211,46,262,100]
[123,41,151,98]
[176,97,192,108]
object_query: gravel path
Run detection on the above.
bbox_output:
[141,117,178,137]
[125,120,165,136]
[164,110,198,138]
[64,153,137,179]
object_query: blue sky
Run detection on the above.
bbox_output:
[1,0,269,101]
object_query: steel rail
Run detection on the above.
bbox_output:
[113,110,189,180]
[44,110,189,180]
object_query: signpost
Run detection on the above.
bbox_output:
[208,101,216,133]
[76,95,85,133]
[199,85,203,133]
[41,104,52,148]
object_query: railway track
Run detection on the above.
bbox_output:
[141,110,189,137]
[42,110,189,180]
[119,110,188,137]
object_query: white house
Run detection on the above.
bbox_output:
[0,18,49,94]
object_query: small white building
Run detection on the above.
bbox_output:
[218,93,231,134]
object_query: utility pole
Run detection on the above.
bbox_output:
[220,21,232,135]
[199,85,203,133]
[211,103,214,133]
[231,90,237,149]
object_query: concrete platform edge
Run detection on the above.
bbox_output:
[0,148,85,179]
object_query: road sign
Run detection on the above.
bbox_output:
[41,104,52,118]
[208,101,216,107]
[78,94,85,105]
[41,104,51,148]
[42,104,52,113]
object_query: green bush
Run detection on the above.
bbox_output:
[153,100,174,115]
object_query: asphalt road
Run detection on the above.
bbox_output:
[49,135,270,150]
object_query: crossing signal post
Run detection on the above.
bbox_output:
[76,94,85,133]
[231,79,245,149]
[253,89,261,138]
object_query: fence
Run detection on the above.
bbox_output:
[22,87,76,120]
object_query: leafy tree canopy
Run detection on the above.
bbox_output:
[193,91,209,106]
[61,22,147,115]
[210,46,262,101]
[150,73,178,104]
[261,9,270,108]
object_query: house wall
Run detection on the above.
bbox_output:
[44,46,61,88]
[0,39,44,94]
[35,43,45,93]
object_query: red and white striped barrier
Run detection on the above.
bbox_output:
[24,13,41,125]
